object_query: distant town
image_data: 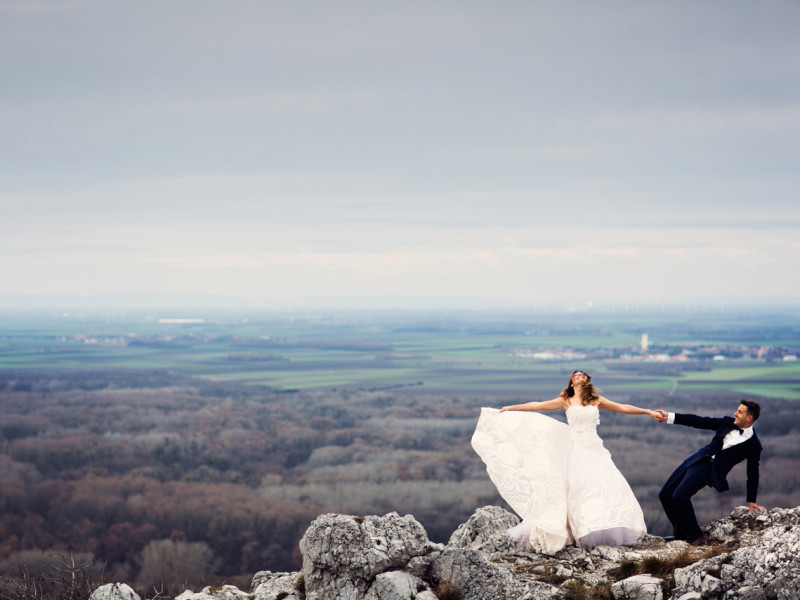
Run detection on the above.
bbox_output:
[504,334,799,363]
[50,331,800,363]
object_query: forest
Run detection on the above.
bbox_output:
[1,367,799,597]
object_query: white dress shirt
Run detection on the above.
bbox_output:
[665,412,754,450]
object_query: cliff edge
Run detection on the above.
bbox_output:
[91,505,800,600]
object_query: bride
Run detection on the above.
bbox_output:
[471,370,663,554]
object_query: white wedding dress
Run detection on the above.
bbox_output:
[471,405,646,554]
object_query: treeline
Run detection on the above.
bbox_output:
[1,370,798,596]
[125,335,393,352]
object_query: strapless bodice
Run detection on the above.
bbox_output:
[566,404,603,447]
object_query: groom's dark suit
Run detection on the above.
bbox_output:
[659,413,761,542]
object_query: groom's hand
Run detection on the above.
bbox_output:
[748,502,765,512]
[654,409,668,422]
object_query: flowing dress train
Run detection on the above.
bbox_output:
[471,405,646,554]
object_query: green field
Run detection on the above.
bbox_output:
[1,308,799,399]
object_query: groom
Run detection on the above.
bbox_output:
[656,400,764,544]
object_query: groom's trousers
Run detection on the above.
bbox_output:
[659,458,712,542]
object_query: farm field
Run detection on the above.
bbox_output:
[1,307,799,399]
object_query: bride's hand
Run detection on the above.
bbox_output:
[500,406,512,412]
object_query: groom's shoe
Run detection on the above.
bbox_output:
[662,536,675,542]
[688,535,710,547]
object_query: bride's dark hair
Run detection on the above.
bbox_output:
[559,370,599,406]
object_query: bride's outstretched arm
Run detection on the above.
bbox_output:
[597,396,662,421]
[500,398,563,412]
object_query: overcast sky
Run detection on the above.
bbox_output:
[2,1,799,310]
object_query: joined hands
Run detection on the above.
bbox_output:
[652,409,668,423]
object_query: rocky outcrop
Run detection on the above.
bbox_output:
[612,575,663,600]
[297,512,443,600]
[672,506,800,600]
[430,547,560,600]
[96,505,800,600]
[250,571,304,600]
[447,504,521,555]
[175,585,252,600]
[89,583,141,600]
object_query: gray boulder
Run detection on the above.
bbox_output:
[672,507,800,600]
[705,506,800,544]
[364,570,429,600]
[175,585,250,600]
[89,583,140,600]
[174,591,214,600]
[448,504,521,555]
[298,512,441,600]
[252,570,304,600]
[611,574,663,600]
[405,552,441,581]
[430,547,560,600]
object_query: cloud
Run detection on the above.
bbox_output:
[43,225,781,276]
[132,88,395,117]
[586,103,800,138]
[2,2,800,305]
[430,141,636,162]
[2,225,797,303]
[0,1,84,16]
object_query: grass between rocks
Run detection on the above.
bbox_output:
[434,581,463,600]
[513,540,738,600]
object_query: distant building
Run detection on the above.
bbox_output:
[158,318,206,324]
[641,334,649,352]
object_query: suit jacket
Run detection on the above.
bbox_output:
[674,413,762,503]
